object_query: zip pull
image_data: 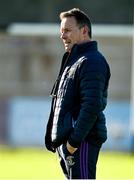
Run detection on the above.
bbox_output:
[50,75,61,97]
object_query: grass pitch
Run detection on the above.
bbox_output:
[0,146,134,179]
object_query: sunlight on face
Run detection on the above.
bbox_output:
[60,16,84,52]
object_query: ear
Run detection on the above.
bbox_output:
[82,25,88,35]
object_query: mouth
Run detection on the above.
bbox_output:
[64,41,70,47]
[62,40,72,51]
[63,39,70,44]
[65,43,69,46]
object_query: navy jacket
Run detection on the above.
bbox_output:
[45,41,110,151]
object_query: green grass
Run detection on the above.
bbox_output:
[97,151,134,179]
[0,146,134,179]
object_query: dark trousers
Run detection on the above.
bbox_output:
[57,141,101,179]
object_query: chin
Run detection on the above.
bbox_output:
[65,47,70,52]
[65,45,72,52]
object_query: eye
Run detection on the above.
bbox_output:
[64,28,71,33]
[60,28,71,37]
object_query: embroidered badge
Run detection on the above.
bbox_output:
[66,156,75,166]
[68,68,75,77]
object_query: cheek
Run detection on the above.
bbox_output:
[74,34,81,42]
[68,32,73,38]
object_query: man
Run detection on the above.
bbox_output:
[45,8,110,179]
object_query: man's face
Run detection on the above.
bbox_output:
[60,16,84,52]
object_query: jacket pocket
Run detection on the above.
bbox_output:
[52,111,73,148]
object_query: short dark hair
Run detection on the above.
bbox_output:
[60,8,92,38]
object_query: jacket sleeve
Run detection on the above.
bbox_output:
[68,57,109,148]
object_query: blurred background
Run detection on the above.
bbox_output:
[0,0,134,179]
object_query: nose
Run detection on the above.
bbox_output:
[60,32,66,40]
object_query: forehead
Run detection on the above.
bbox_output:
[60,16,78,29]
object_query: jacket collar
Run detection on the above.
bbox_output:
[62,41,98,66]
[63,41,97,59]
[72,41,98,55]
[63,40,97,56]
